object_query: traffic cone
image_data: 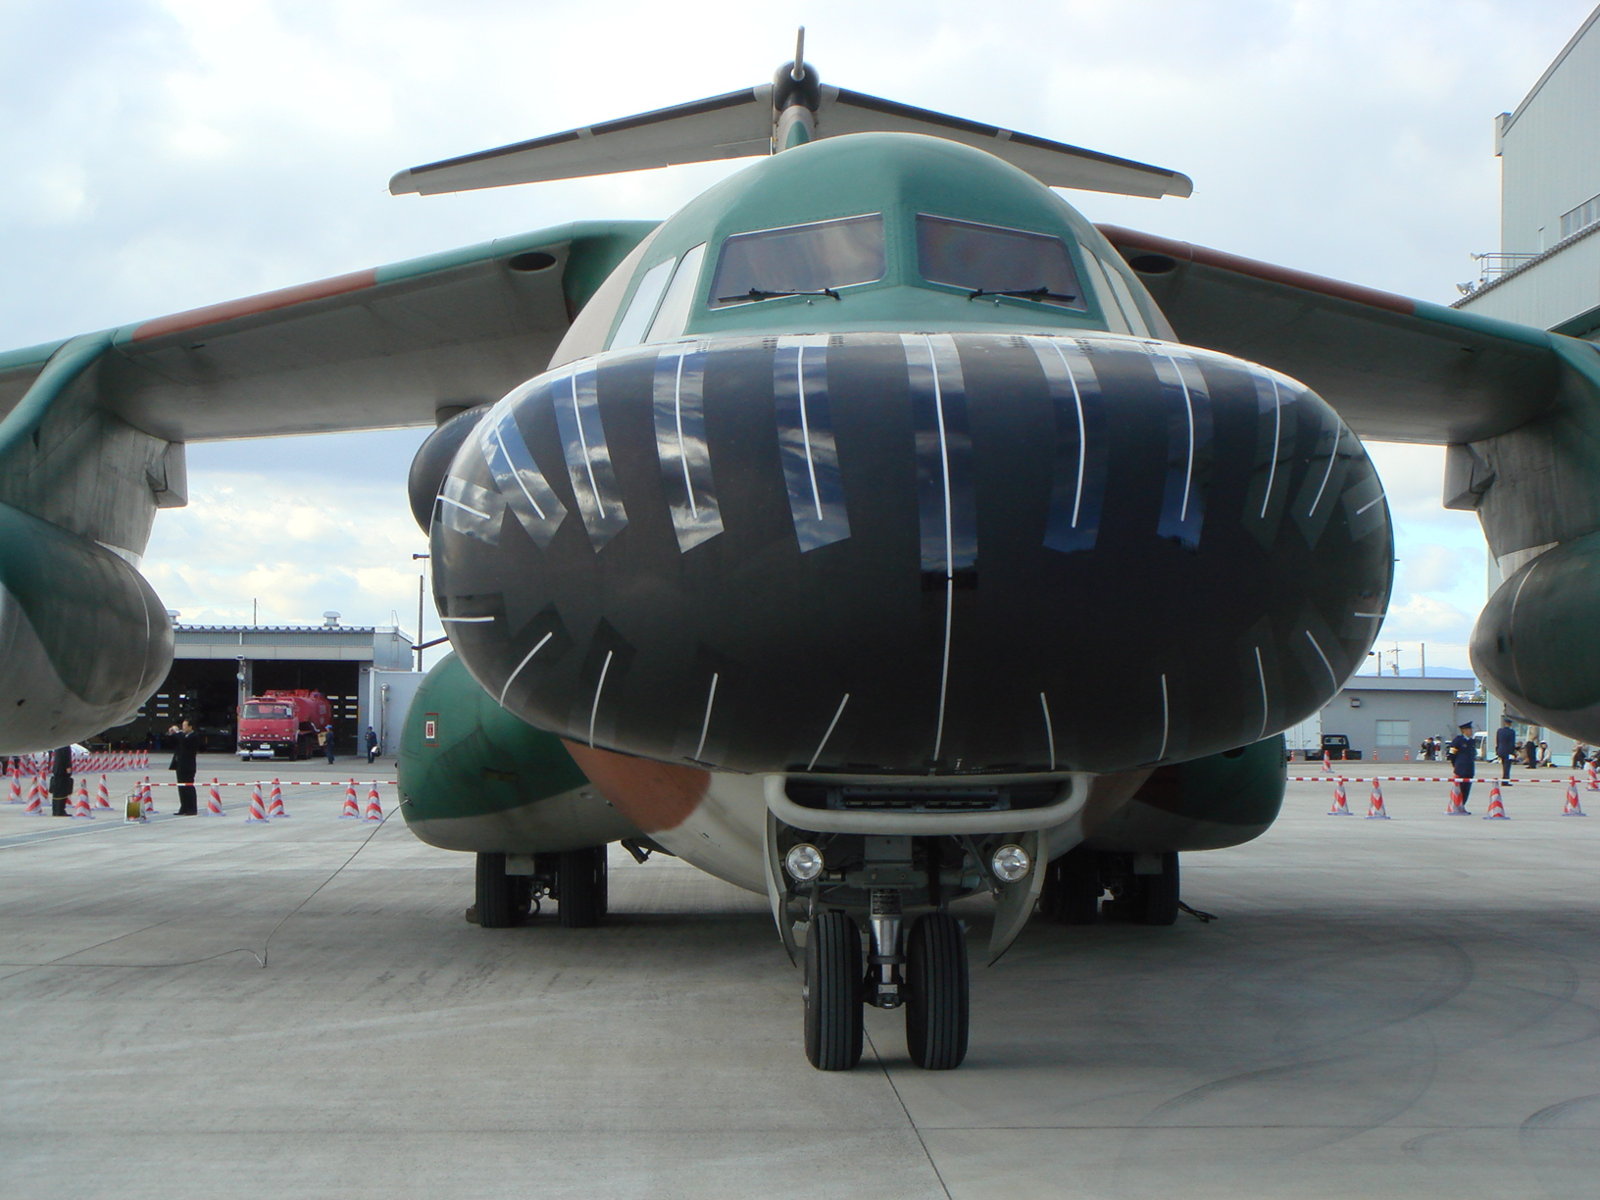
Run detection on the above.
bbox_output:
[363,783,384,821]
[23,778,43,815]
[1366,778,1390,819]
[1322,752,1333,774]
[71,780,93,819]
[205,779,224,816]
[1564,777,1586,816]
[1445,778,1469,815]
[141,777,154,817]
[267,778,288,819]
[1484,781,1508,819]
[245,783,269,824]
[95,774,112,810]
[1587,762,1598,792]
[340,779,360,819]
[1328,777,1352,815]
[6,768,20,805]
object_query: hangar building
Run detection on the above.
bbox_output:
[106,618,417,756]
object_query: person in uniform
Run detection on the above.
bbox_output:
[1495,716,1517,784]
[1448,720,1477,812]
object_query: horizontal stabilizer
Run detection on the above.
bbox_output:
[390,87,775,195]
[391,76,1191,200]
[819,86,1191,198]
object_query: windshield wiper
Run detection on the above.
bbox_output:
[717,287,842,303]
[967,286,1077,303]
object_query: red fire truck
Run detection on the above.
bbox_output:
[237,690,332,761]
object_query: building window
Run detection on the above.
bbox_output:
[1375,719,1411,748]
[1559,194,1600,241]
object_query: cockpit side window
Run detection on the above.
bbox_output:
[711,214,885,305]
[610,255,677,349]
[645,243,707,343]
[916,215,1087,311]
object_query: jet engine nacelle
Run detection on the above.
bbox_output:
[1471,530,1600,740]
[0,503,171,754]
[429,330,1391,776]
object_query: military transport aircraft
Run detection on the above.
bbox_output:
[4,41,1597,1071]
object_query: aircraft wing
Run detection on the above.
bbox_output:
[1097,224,1596,445]
[0,219,656,445]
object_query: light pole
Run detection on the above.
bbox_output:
[412,553,430,670]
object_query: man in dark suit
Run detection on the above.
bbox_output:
[168,719,200,815]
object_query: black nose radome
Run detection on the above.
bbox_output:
[431,331,1391,775]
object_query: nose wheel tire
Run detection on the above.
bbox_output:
[803,911,864,1070]
[557,846,608,928]
[904,912,969,1070]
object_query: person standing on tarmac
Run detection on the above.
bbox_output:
[365,726,379,764]
[323,722,336,764]
[167,719,200,815]
[1496,717,1517,785]
[1448,720,1477,812]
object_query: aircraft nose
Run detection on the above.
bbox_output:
[430,331,1391,774]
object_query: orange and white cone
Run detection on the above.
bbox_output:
[363,783,384,821]
[1563,777,1586,816]
[95,774,112,810]
[1445,778,1468,815]
[267,778,288,819]
[71,780,93,819]
[1322,752,1333,774]
[1328,777,1352,815]
[340,779,360,819]
[1366,778,1390,819]
[1587,762,1599,792]
[1484,781,1508,819]
[205,779,224,816]
[6,769,20,805]
[23,777,43,815]
[245,783,269,824]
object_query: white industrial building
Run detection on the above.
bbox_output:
[1457,7,1600,334]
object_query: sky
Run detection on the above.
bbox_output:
[4,0,1596,674]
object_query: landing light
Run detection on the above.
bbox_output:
[991,844,1032,883]
[785,843,825,882]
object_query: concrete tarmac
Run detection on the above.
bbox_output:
[2,758,1596,1199]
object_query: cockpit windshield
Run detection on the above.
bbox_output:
[710,213,885,305]
[916,215,1086,310]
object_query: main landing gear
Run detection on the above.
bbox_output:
[801,902,970,1071]
[1039,847,1180,926]
[468,847,608,929]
